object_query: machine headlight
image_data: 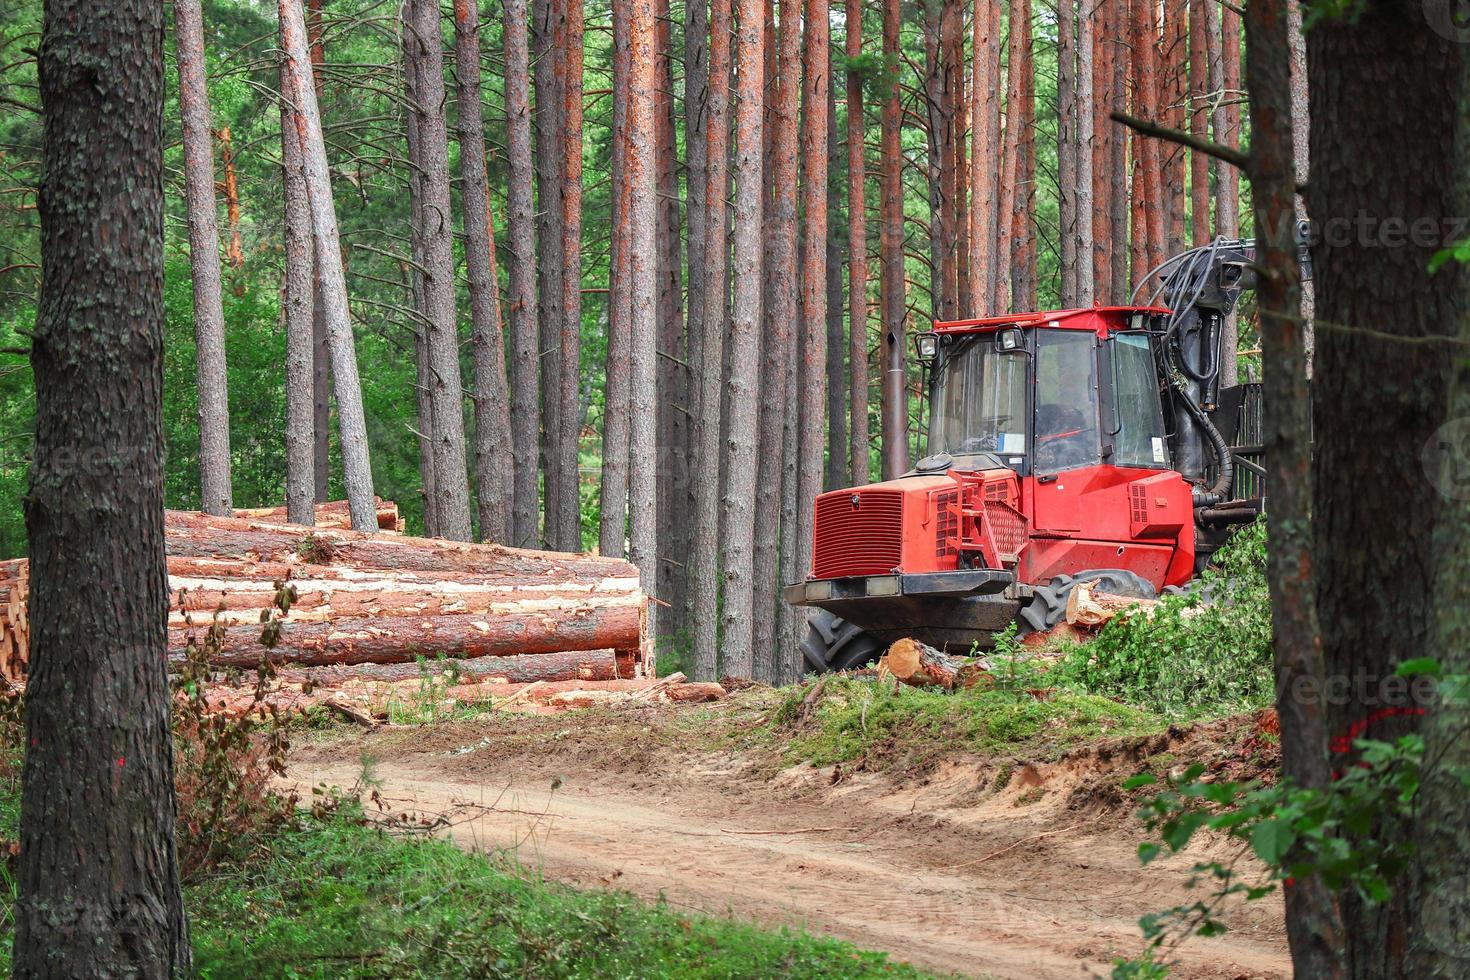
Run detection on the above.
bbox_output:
[915,332,939,362]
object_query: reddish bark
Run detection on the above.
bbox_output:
[970,0,1000,313]
[217,126,244,272]
[847,0,869,485]
[1188,0,1210,243]
[555,0,586,552]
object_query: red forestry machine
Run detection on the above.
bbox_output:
[786,234,1311,671]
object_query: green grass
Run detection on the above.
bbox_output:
[770,678,1164,773]
[189,809,933,979]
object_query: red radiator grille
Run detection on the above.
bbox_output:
[813,489,905,578]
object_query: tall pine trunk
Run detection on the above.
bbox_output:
[555,0,585,551]
[1056,0,1077,304]
[504,0,541,548]
[690,0,733,681]
[534,0,566,547]
[454,0,514,544]
[878,0,907,478]
[281,0,377,531]
[720,0,765,678]
[847,0,870,486]
[409,0,474,542]
[15,0,191,968]
[969,0,999,314]
[600,0,632,559]
[655,0,686,629]
[402,35,438,536]
[308,0,331,503]
[824,54,847,493]
[175,0,234,515]
[281,57,316,527]
[627,0,662,638]
[753,0,801,680]
[1008,0,1035,309]
[1188,0,1209,244]
[1074,0,1094,306]
[794,0,831,677]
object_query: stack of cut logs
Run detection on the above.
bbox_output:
[0,501,649,688]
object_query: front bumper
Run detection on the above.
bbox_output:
[782,568,1015,606]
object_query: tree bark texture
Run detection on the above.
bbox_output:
[1074,0,1094,306]
[879,0,907,478]
[280,0,378,531]
[15,0,191,968]
[720,0,765,680]
[1188,0,1209,245]
[847,0,870,486]
[690,0,733,681]
[824,53,847,494]
[1105,0,1128,300]
[968,0,998,315]
[753,0,801,681]
[402,34,439,537]
[1007,0,1036,309]
[534,0,566,548]
[627,0,661,638]
[307,0,331,506]
[454,0,514,546]
[280,57,316,528]
[1057,0,1078,304]
[1308,4,1465,976]
[407,0,473,542]
[504,0,541,549]
[794,0,830,679]
[600,0,632,560]
[175,0,234,516]
[554,0,585,553]
[1243,0,1342,973]
[655,0,686,633]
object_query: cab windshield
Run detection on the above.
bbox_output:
[928,337,1028,460]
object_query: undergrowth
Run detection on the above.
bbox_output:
[1055,522,1273,719]
[189,804,933,979]
[771,676,1162,772]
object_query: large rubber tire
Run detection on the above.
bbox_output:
[1016,569,1157,638]
[800,609,885,674]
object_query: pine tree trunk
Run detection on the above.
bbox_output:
[1075,0,1094,307]
[504,0,541,549]
[690,0,733,681]
[795,0,830,678]
[655,0,685,629]
[753,0,801,681]
[1210,0,1240,379]
[879,0,907,478]
[534,0,566,547]
[1243,0,1343,973]
[1091,0,1112,296]
[1131,0,1165,277]
[824,56,847,493]
[402,36,438,537]
[628,0,662,638]
[308,0,331,505]
[556,0,585,551]
[1288,0,1311,369]
[1188,0,1209,244]
[408,0,474,541]
[1105,0,1128,301]
[1161,0,1188,255]
[454,0,514,545]
[1057,0,1077,305]
[218,126,245,274]
[683,0,710,626]
[720,0,765,679]
[847,0,870,486]
[15,0,190,969]
[969,0,998,313]
[1009,0,1035,309]
[175,0,234,515]
[280,0,377,531]
[280,60,316,528]
[600,0,632,559]
[948,3,968,315]
[1308,6,1464,974]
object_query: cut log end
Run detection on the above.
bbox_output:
[877,637,988,691]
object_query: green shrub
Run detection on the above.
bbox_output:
[1056,523,1273,719]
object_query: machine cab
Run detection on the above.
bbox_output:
[920,307,1173,480]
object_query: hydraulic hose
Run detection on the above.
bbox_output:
[1175,378,1233,506]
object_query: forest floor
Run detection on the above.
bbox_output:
[288,685,1290,979]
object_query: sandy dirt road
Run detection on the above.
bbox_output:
[290,709,1289,979]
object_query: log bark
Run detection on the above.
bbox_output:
[1063,585,1159,628]
[277,648,626,685]
[175,0,234,515]
[232,498,402,531]
[878,638,986,690]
